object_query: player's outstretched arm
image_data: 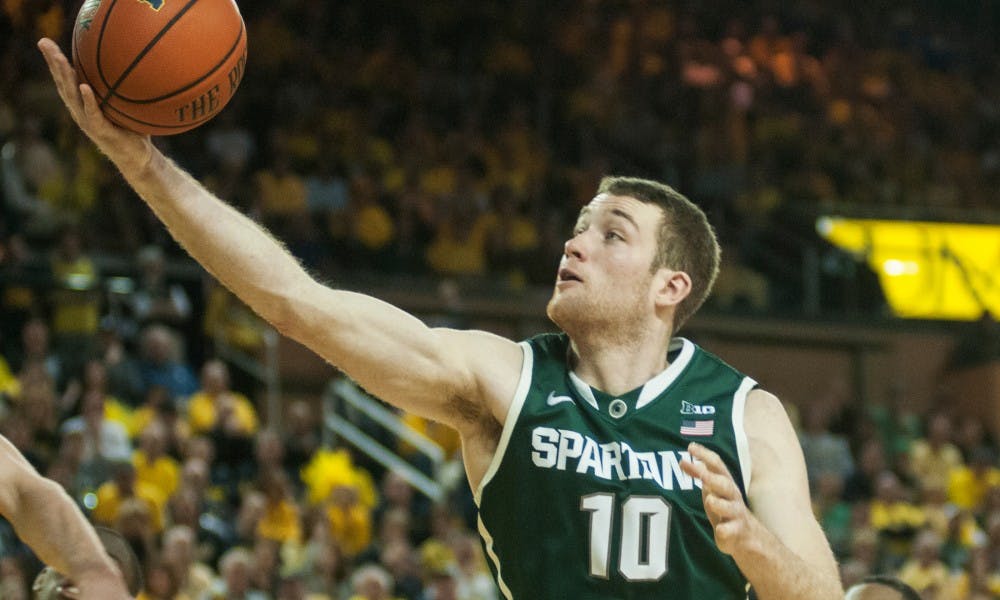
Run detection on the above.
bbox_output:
[37,39,522,429]
[681,391,842,600]
[0,435,130,599]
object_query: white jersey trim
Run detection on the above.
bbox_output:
[474,341,531,600]
[636,337,695,409]
[474,340,533,506]
[732,376,756,494]
[478,515,514,600]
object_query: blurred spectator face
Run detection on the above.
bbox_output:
[859,440,887,475]
[181,457,210,492]
[115,498,152,539]
[162,526,195,569]
[351,565,393,600]
[168,488,200,529]
[383,471,413,507]
[913,530,942,566]
[141,327,173,365]
[140,422,168,458]
[183,437,216,465]
[427,573,457,600]
[201,360,229,395]
[379,508,411,545]
[286,400,313,435]
[83,359,107,390]
[22,319,49,355]
[313,541,342,579]
[255,430,284,466]
[57,229,82,260]
[81,390,106,424]
[379,540,415,578]
[874,471,902,503]
[143,562,177,599]
[113,463,138,494]
[816,472,845,501]
[927,414,952,446]
[220,550,253,597]
[276,577,306,600]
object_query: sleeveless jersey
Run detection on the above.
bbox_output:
[475,333,756,599]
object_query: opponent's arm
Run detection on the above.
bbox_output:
[38,39,521,429]
[0,435,129,599]
[682,390,842,600]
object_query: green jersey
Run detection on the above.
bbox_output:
[475,333,755,599]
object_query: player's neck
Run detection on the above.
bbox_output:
[568,327,674,396]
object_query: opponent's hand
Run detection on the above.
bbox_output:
[44,566,132,600]
[681,442,756,558]
[37,38,153,173]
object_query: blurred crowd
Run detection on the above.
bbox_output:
[1,0,1000,598]
[2,0,999,311]
[802,386,1000,600]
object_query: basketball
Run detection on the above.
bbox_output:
[71,0,247,136]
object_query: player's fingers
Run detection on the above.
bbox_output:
[79,83,106,123]
[704,491,742,520]
[56,584,81,598]
[687,442,729,475]
[38,39,86,119]
[678,455,703,480]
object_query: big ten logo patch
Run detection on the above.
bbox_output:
[137,0,164,11]
[77,0,102,30]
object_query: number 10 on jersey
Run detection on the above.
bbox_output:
[581,493,672,581]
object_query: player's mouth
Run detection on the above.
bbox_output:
[557,268,583,285]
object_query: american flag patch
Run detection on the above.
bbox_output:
[680,420,714,437]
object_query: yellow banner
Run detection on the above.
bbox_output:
[817,217,1000,320]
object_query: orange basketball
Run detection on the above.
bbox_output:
[71,0,247,136]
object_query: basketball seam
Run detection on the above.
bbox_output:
[112,21,245,104]
[96,0,201,109]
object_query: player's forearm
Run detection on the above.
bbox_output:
[10,471,119,583]
[732,517,843,600]
[115,147,310,328]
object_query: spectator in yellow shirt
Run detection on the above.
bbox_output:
[909,413,964,494]
[187,360,259,436]
[133,420,180,501]
[326,482,373,559]
[256,469,302,544]
[93,461,166,533]
[186,359,259,485]
[947,446,1000,511]
[897,528,966,599]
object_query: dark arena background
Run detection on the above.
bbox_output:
[1,0,1000,597]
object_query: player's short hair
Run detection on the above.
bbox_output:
[94,527,143,595]
[856,575,921,600]
[597,176,720,329]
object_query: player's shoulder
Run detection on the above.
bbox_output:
[683,338,751,381]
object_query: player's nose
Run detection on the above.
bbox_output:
[564,234,586,260]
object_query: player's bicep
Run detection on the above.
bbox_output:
[744,391,838,579]
[0,436,33,518]
[281,281,521,428]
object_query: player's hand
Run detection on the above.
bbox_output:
[37,38,153,173]
[54,568,132,600]
[681,442,755,557]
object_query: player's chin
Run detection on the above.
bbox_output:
[546,295,583,329]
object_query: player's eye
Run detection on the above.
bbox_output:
[605,230,624,241]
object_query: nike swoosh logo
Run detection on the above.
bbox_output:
[547,392,575,406]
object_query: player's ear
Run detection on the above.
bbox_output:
[652,268,691,312]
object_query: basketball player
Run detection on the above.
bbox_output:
[0,435,131,599]
[40,37,842,599]
[844,576,920,600]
